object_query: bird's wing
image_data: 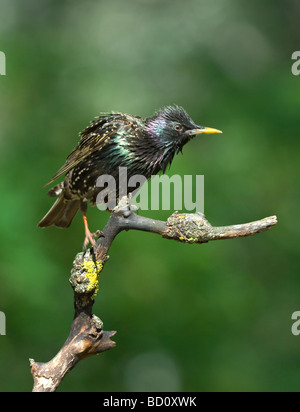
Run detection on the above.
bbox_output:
[43,113,125,187]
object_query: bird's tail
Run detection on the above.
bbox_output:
[38,194,80,228]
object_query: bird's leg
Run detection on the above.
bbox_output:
[80,203,103,250]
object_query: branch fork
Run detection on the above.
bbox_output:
[31,197,277,391]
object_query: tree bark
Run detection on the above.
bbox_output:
[30,198,277,391]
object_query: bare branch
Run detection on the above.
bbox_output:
[162,213,278,243]
[30,196,277,391]
[30,250,116,392]
[94,197,278,260]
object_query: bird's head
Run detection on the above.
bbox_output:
[146,105,222,154]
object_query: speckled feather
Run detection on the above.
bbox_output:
[38,106,207,228]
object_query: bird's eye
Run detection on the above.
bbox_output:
[174,124,183,132]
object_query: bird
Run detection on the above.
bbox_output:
[38,105,222,248]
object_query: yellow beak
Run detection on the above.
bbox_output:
[192,127,222,135]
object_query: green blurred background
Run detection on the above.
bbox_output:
[0,0,299,392]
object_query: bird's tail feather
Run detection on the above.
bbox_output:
[38,195,80,228]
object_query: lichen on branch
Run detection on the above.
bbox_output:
[30,199,278,392]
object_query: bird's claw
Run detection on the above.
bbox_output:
[82,229,105,251]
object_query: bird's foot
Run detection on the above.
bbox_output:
[83,229,104,251]
[82,213,104,250]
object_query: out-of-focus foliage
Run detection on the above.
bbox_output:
[0,0,299,392]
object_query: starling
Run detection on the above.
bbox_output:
[38,106,222,247]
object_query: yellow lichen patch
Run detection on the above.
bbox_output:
[179,215,185,219]
[179,235,198,243]
[187,237,198,243]
[82,259,103,298]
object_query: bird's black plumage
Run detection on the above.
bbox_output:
[38,106,221,235]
